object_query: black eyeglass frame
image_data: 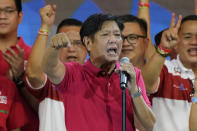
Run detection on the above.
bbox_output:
[122,34,146,44]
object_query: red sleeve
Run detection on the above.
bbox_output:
[7,88,28,130]
[149,65,167,103]
[24,75,54,102]
[54,62,81,92]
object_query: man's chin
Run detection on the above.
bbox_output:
[0,31,9,36]
[106,56,119,63]
[63,58,77,63]
[188,59,197,64]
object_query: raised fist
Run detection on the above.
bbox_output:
[50,33,71,50]
[40,4,56,29]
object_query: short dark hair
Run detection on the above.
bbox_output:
[14,0,22,12]
[181,15,197,25]
[56,18,82,33]
[117,14,147,37]
[179,15,197,31]
[80,13,124,44]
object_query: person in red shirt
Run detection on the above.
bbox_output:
[25,5,155,131]
[24,5,87,130]
[0,0,39,131]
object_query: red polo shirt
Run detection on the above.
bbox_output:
[0,76,28,131]
[59,60,151,131]
[26,59,150,131]
[0,37,39,131]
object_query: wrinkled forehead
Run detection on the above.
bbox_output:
[99,21,120,32]
[65,31,81,41]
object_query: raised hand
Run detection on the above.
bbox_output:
[3,45,25,80]
[49,33,71,50]
[40,4,56,29]
[160,13,182,49]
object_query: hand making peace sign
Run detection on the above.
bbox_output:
[160,13,182,49]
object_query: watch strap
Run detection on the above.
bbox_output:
[131,86,142,98]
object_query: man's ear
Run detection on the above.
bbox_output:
[18,11,23,24]
[83,36,92,52]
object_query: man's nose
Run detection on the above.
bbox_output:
[0,11,7,19]
[67,44,77,52]
[108,34,121,44]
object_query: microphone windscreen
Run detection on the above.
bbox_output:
[120,57,130,64]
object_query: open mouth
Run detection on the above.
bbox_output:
[67,56,78,61]
[107,47,118,56]
[188,48,197,56]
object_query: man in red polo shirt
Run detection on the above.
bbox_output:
[25,5,155,131]
[0,0,39,131]
[24,5,88,131]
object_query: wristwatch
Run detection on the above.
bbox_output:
[13,71,25,89]
[131,86,142,98]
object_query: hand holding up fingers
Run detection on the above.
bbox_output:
[50,33,71,50]
[160,13,182,49]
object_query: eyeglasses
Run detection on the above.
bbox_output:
[0,8,17,16]
[122,34,146,44]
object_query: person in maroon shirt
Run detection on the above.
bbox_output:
[24,5,87,130]
[0,0,28,131]
[28,5,155,131]
[0,0,39,131]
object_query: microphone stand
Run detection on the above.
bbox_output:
[119,57,130,131]
[120,79,127,131]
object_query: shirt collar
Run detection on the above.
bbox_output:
[83,59,118,76]
[176,55,194,80]
[17,37,25,46]
[177,55,193,72]
[9,37,25,48]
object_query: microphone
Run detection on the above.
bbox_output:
[119,57,130,89]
